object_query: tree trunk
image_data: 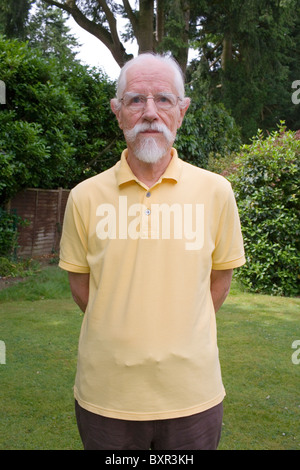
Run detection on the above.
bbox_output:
[137,0,155,53]
[221,35,233,71]
[167,0,190,75]
[156,0,164,46]
[177,0,190,76]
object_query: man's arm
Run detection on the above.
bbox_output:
[68,272,90,313]
[210,269,233,313]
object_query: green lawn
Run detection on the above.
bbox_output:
[0,266,299,450]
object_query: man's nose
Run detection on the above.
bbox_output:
[142,97,159,121]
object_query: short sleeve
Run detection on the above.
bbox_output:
[59,191,90,273]
[212,184,245,270]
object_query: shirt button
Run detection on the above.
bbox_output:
[145,209,151,216]
[146,191,151,197]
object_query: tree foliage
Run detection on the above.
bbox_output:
[0,0,32,39]
[27,0,79,60]
[0,35,121,204]
[190,0,300,140]
[176,92,241,168]
[229,123,300,297]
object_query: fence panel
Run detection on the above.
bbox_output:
[8,188,70,257]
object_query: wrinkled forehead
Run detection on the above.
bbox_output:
[125,61,178,95]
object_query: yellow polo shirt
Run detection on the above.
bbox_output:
[59,148,245,420]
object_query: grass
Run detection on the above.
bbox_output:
[0,265,299,450]
[0,266,83,450]
[218,283,300,450]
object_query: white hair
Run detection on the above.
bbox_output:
[115,53,186,105]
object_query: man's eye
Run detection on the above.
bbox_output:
[130,95,143,105]
[157,96,170,103]
[156,95,174,106]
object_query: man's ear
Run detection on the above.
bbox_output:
[110,98,123,129]
[177,97,191,129]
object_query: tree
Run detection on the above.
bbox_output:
[190,0,300,140]
[0,0,32,39]
[41,0,199,73]
[26,0,79,61]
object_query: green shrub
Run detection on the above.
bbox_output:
[0,36,120,204]
[229,123,299,297]
[176,100,241,169]
[0,256,40,278]
[0,208,26,257]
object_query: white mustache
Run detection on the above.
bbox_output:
[124,122,175,143]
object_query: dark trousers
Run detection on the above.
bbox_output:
[75,400,223,450]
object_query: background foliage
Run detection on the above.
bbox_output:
[189,0,300,140]
[0,35,121,204]
[0,207,26,257]
[229,124,300,297]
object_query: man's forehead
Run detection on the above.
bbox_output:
[125,60,177,93]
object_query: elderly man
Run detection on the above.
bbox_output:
[59,53,245,450]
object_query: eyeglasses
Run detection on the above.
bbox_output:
[120,92,182,111]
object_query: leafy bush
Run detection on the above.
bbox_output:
[176,96,241,169]
[229,123,299,297]
[0,36,120,204]
[0,208,26,257]
[0,256,40,278]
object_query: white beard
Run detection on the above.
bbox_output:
[133,136,167,163]
[124,123,175,164]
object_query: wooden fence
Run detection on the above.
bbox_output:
[7,188,70,257]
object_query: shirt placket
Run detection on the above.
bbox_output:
[141,189,152,239]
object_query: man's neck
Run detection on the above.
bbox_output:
[126,150,173,188]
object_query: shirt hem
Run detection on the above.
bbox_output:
[212,254,246,270]
[73,387,226,421]
[59,259,90,273]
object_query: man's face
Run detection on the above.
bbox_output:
[111,59,190,163]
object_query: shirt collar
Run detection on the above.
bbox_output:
[116,148,182,188]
